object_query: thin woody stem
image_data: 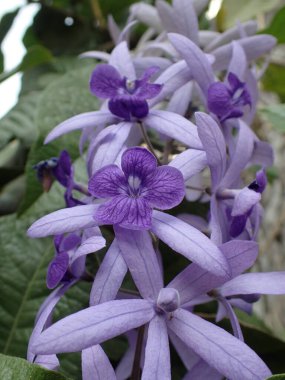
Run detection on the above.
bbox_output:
[138,122,162,165]
[130,325,145,380]
[90,0,106,28]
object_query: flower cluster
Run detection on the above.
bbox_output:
[27,1,285,379]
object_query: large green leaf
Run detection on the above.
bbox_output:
[18,62,97,214]
[0,353,70,380]
[262,64,285,103]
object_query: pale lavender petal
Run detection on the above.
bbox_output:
[34,355,59,371]
[168,309,271,380]
[205,20,257,52]
[199,30,220,48]
[142,316,170,380]
[156,0,177,34]
[148,60,192,107]
[44,111,117,143]
[28,283,73,361]
[243,69,258,124]
[227,41,247,81]
[178,213,208,233]
[115,226,163,299]
[219,120,254,189]
[210,196,228,245]
[79,51,110,61]
[250,140,274,168]
[193,0,209,15]
[96,195,152,230]
[89,64,122,98]
[130,2,162,31]
[82,345,116,380]
[88,164,127,198]
[167,82,193,116]
[133,57,171,79]
[168,33,214,95]
[27,204,100,238]
[183,359,223,380]
[195,112,226,190]
[109,41,136,80]
[212,35,276,71]
[220,272,285,297]
[151,210,230,277]
[117,20,138,45]
[32,299,155,354]
[169,149,207,181]
[218,297,244,341]
[168,240,258,304]
[72,235,106,263]
[231,188,261,216]
[116,331,137,380]
[90,239,127,306]
[107,14,121,44]
[90,122,134,174]
[144,166,185,210]
[121,146,157,178]
[173,0,199,44]
[144,110,202,149]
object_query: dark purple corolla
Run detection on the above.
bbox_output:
[90,64,162,120]
[207,72,251,122]
[88,146,185,230]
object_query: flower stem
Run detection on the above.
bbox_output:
[90,0,106,28]
[138,122,161,165]
[130,325,145,380]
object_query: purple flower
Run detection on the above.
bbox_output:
[90,64,162,120]
[207,72,251,122]
[33,157,58,192]
[88,146,185,230]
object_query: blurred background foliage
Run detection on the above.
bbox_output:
[1,0,285,379]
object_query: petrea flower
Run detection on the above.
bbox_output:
[90,64,162,120]
[88,146,185,230]
[30,230,271,380]
[207,72,251,122]
[33,157,58,192]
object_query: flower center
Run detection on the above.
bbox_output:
[125,79,136,94]
[128,175,142,197]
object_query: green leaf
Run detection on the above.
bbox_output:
[262,5,285,44]
[262,64,285,103]
[0,353,70,380]
[267,375,285,380]
[261,104,285,133]
[0,45,53,83]
[18,62,97,214]
[0,91,40,149]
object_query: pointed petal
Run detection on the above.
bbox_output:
[79,51,110,61]
[32,299,155,354]
[44,111,117,143]
[195,112,226,190]
[91,122,134,174]
[169,240,258,304]
[169,330,200,370]
[130,2,162,31]
[27,204,100,238]
[205,20,257,52]
[142,316,170,380]
[169,149,207,181]
[72,235,106,262]
[109,41,136,80]
[227,41,247,81]
[82,345,116,380]
[220,272,285,297]
[167,82,193,116]
[115,227,163,299]
[217,297,244,341]
[219,120,254,189]
[149,60,192,107]
[144,110,202,149]
[173,0,199,43]
[88,164,127,198]
[212,35,276,71]
[34,355,59,371]
[168,33,214,95]
[144,166,185,210]
[151,210,230,277]
[168,309,271,380]
[250,140,274,168]
[90,239,127,306]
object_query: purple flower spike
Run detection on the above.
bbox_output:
[90,64,162,120]
[207,72,251,122]
[88,147,185,230]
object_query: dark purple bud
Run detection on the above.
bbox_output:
[248,169,267,194]
[46,252,69,289]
